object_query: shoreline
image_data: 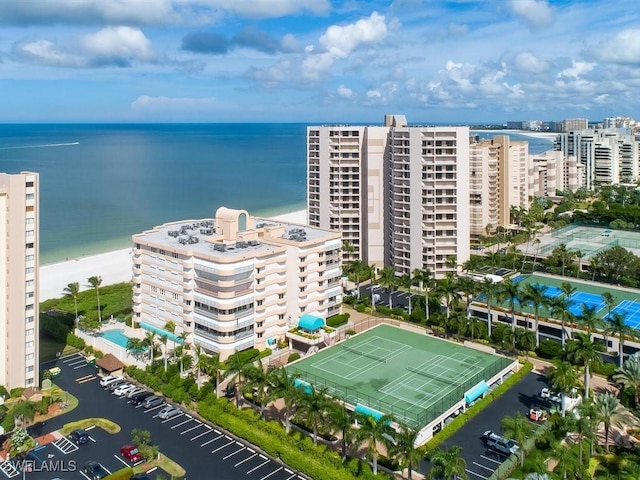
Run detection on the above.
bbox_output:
[39,208,308,301]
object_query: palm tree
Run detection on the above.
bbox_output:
[613,353,640,407]
[143,331,156,363]
[223,352,254,407]
[193,344,205,389]
[479,277,499,338]
[551,441,577,480]
[560,281,577,341]
[163,320,177,357]
[159,335,169,372]
[390,425,422,480]
[199,352,221,398]
[126,337,145,359]
[11,401,36,428]
[354,412,394,476]
[438,272,461,322]
[547,359,578,416]
[87,275,103,323]
[521,283,548,347]
[578,304,600,335]
[346,259,366,299]
[63,281,80,326]
[268,367,301,434]
[531,238,541,273]
[243,365,271,418]
[368,265,378,311]
[326,402,354,462]
[399,274,413,314]
[498,278,521,349]
[428,445,468,480]
[550,296,574,348]
[465,317,485,341]
[414,268,433,323]
[501,412,530,467]
[295,386,332,445]
[605,312,636,368]
[594,391,635,452]
[378,266,397,309]
[567,332,603,399]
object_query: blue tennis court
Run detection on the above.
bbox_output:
[607,300,640,328]
[568,291,606,316]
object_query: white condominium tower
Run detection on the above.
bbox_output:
[308,115,469,278]
[0,172,39,388]
[132,207,342,360]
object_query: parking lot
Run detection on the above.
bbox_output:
[419,372,553,479]
[5,353,307,480]
[359,284,416,310]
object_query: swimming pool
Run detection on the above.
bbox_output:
[99,329,133,348]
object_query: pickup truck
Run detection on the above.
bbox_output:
[540,387,562,403]
[482,430,519,455]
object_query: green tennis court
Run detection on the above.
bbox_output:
[287,324,512,428]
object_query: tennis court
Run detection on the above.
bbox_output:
[568,291,606,316]
[608,300,640,328]
[287,324,512,428]
[535,225,640,259]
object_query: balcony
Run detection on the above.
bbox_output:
[286,326,336,347]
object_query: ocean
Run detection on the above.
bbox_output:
[0,123,308,264]
[0,124,554,265]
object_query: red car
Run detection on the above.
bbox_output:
[120,445,143,463]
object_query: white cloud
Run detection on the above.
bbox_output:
[131,95,216,111]
[558,60,596,79]
[83,27,154,64]
[192,0,331,18]
[507,0,554,30]
[337,84,353,98]
[597,29,640,65]
[367,89,381,98]
[513,52,548,74]
[13,40,81,67]
[448,22,468,37]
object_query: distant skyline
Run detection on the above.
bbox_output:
[1,0,639,124]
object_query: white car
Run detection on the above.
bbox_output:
[100,375,122,387]
[157,405,181,420]
[113,383,135,396]
[126,387,147,399]
[540,387,561,403]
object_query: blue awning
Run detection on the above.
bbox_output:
[294,379,313,394]
[298,314,325,331]
[465,380,489,404]
[139,322,184,344]
[355,403,384,421]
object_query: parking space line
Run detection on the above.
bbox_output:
[211,440,235,453]
[62,354,83,362]
[162,413,184,423]
[52,436,79,454]
[285,474,298,480]
[260,467,283,480]
[223,445,246,460]
[473,462,496,472]
[201,434,223,446]
[480,455,503,465]
[74,364,89,370]
[114,455,130,467]
[170,418,192,429]
[246,459,270,474]
[235,453,257,467]
[143,405,165,414]
[79,471,92,480]
[466,469,489,479]
[0,460,20,478]
[191,428,213,441]
[180,423,204,435]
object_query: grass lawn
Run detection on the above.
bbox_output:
[61,419,120,435]
[39,336,80,363]
[135,453,186,478]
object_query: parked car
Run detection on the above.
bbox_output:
[540,387,561,403]
[83,461,109,479]
[142,395,164,409]
[157,405,181,420]
[131,392,154,406]
[224,383,236,399]
[120,445,143,463]
[69,429,89,445]
[106,379,126,392]
[482,430,519,455]
[113,383,134,396]
[126,387,147,398]
[100,375,122,387]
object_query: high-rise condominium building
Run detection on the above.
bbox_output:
[562,118,589,131]
[469,136,529,237]
[528,150,583,197]
[308,115,469,278]
[132,207,342,359]
[0,172,39,389]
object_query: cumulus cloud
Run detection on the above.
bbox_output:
[337,84,353,98]
[558,60,596,79]
[597,29,640,65]
[131,95,216,111]
[302,11,388,79]
[513,52,549,74]
[507,0,554,30]
[181,28,298,55]
[12,26,156,68]
[190,0,330,18]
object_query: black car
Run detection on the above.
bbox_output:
[69,429,89,444]
[225,383,237,398]
[83,461,109,479]
[131,391,154,406]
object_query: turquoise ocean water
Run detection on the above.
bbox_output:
[0,124,553,265]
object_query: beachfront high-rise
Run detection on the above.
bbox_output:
[132,207,342,359]
[0,172,39,389]
[308,115,470,278]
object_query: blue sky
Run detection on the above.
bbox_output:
[1,0,639,123]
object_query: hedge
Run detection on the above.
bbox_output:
[287,353,301,363]
[66,333,86,350]
[327,313,350,328]
[104,466,133,480]
[425,361,534,451]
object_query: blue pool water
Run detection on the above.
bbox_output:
[99,329,132,348]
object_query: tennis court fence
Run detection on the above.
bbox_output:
[287,356,513,429]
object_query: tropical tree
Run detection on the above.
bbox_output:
[223,352,254,407]
[464,317,486,341]
[428,445,468,480]
[498,278,521,349]
[578,304,600,334]
[414,268,433,322]
[479,277,499,338]
[567,332,603,399]
[354,412,394,476]
[199,352,221,397]
[326,401,355,462]
[389,425,422,480]
[63,281,80,325]
[243,365,271,418]
[547,359,579,416]
[438,272,461,322]
[268,367,301,434]
[11,401,36,428]
[399,274,413,314]
[521,283,548,347]
[605,312,636,368]
[345,258,366,299]
[613,353,640,407]
[378,266,397,309]
[87,275,103,323]
[163,320,177,358]
[551,442,578,480]
[126,337,145,359]
[159,335,169,372]
[501,412,530,467]
[594,391,636,452]
[531,238,542,273]
[295,386,332,445]
[369,265,378,311]
[550,296,574,348]
[143,331,156,363]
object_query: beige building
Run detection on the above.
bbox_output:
[0,172,39,388]
[132,207,342,359]
[528,150,583,197]
[563,118,589,131]
[308,115,469,278]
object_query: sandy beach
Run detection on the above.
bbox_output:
[39,209,308,301]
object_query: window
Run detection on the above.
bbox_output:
[26,292,34,299]
[26,181,34,187]
[25,193,34,200]
[25,254,34,262]
[25,304,34,311]
[186,300,192,306]
[26,329,34,336]
[25,341,34,349]
[257,300,263,306]
[172,293,179,300]
[26,316,34,323]
[25,366,34,373]
[278,314,284,320]
[25,279,34,287]
[278,293,284,299]
[25,353,34,361]
[257,332,263,338]
[26,230,34,237]
[25,242,34,249]
[26,218,34,225]
[26,378,34,385]
[256,321,264,328]
[25,206,34,212]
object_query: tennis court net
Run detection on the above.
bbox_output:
[407,366,454,384]
[343,345,386,363]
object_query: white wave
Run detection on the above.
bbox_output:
[0,141,80,150]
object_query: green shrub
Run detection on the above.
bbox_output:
[39,315,71,342]
[288,353,301,363]
[355,304,366,313]
[10,387,25,398]
[591,361,617,378]
[0,385,9,399]
[104,466,133,480]
[66,333,86,350]
[35,398,49,415]
[536,339,563,359]
[85,345,94,355]
[327,313,350,328]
